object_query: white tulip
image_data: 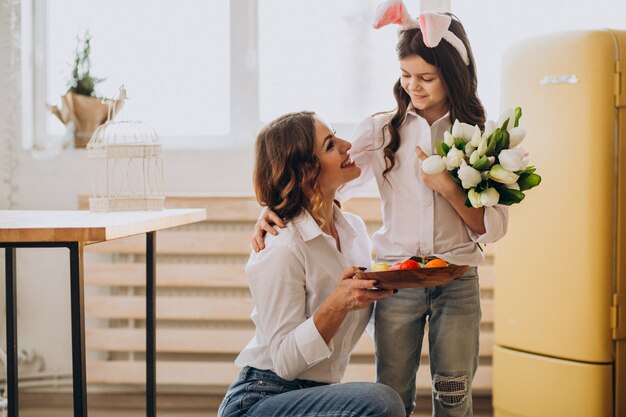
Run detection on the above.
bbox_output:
[469,150,480,165]
[505,182,520,190]
[477,136,488,156]
[470,127,482,147]
[499,148,529,172]
[490,164,520,185]
[498,108,514,130]
[452,120,463,138]
[480,187,500,207]
[468,188,483,208]
[457,161,482,189]
[464,142,475,157]
[421,155,447,174]
[508,127,526,147]
[443,131,455,147]
[460,123,478,141]
[445,147,465,169]
[483,120,496,138]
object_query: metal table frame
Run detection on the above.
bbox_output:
[2,232,157,417]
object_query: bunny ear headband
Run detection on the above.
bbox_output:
[372,0,470,66]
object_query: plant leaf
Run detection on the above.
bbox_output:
[486,129,501,157]
[471,155,490,171]
[498,188,525,205]
[517,173,542,191]
[495,130,509,155]
[435,140,448,157]
[514,107,523,127]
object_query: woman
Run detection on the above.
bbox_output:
[217,111,404,417]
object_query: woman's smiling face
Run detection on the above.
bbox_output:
[313,117,360,196]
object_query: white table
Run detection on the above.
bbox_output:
[0,209,207,417]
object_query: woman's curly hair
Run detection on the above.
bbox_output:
[254,111,328,227]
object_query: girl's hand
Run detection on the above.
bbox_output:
[251,206,286,252]
[415,146,458,198]
[415,146,487,235]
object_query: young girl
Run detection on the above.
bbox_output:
[252,3,508,416]
[218,111,404,417]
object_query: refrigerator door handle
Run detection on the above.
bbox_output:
[612,293,626,340]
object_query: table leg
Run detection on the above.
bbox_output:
[146,232,156,417]
[69,242,87,417]
[5,248,18,417]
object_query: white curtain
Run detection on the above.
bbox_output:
[0,0,21,209]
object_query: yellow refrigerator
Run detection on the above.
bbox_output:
[494,30,626,417]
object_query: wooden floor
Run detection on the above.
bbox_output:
[15,393,494,417]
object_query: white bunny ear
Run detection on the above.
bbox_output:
[372,0,419,30]
[418,12,451,47]
[419,12,469,65]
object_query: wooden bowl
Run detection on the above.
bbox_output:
[355,264,469,289]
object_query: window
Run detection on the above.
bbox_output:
[36,0,231,149]
[34,0,398,150]
[31,0,626,151]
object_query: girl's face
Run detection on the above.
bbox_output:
[313,118,360,196]
[400,54,449,124]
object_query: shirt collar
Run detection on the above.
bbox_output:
[293,204,358,243]
[403,103,451,128]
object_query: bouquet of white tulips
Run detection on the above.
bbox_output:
[422,107,541,208]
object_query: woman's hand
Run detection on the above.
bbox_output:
[329,267,394,312]
[314,267,395,344]
[251,206,287,252]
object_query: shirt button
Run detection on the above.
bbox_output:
[425,199,433,207]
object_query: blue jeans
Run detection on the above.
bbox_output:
[218,366,405,417]
[374,267,481,417]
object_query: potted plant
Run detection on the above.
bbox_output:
[47,32,122,148]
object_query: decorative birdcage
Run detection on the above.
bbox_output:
[87,87,164,211]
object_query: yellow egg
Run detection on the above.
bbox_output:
[372,263,390,272]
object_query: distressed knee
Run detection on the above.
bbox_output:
[432,374,469,408]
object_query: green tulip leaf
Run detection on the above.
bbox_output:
[472,155,490,171]
[495,130,509,155]
[517,173,542,191]
[514,107,522,127]
[501,118,510,131]
[475,179,490,193]
[498,188,525,205]
[519,166,536,175]
[435,140,449,157]
[454,137,466,149]
[486,129,501,157]
[464,197,473,208]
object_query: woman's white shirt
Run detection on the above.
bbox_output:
[235,206,373,383]
[336,108,508,266]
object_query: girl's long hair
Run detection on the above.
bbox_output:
[253,111,327,227]
[382,14,486,179]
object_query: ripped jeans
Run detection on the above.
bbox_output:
[374,267,481,417]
